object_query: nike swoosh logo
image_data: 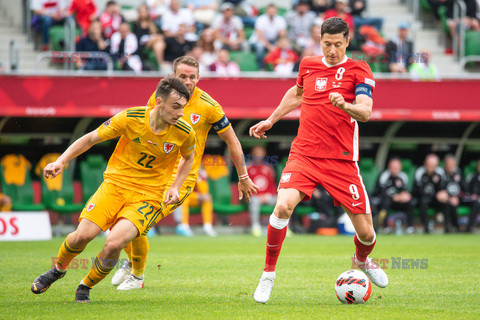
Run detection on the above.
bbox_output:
[352,202,363,207]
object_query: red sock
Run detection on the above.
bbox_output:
[354,233,376,262]
[264,223,287,272]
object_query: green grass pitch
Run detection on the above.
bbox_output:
[1,234,479,319]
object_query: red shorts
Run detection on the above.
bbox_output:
[278,153,371,214]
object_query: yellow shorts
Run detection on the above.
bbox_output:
[80,181,166,236]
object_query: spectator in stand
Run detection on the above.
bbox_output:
[293,47,315,72]
[210,48,241,76]
[249,4,287,70]
[385,22,414,73]
[198,28,219,66]
[161,0,197,40]
[442,154,465,232]
[31,0,68,51]
[0,193,12,212]
[247,145,277,237]
[465,159,480,232]
[285,0,317,50]
[304,23,324,57]
[409,49,440,81]
[146,0,171,27]
[186,0,219,29]
[413,154,449,234]
[164,24,197,62]
[133,4,166,71]
[222,0,258,27]
[211,2,247,51]
[187,46,209,73]
[110,22,142,72]
[99,0,124,40]
[68,0,98,37]
[303,0,331,15]
[373,157,415,234]
[349,0,383,31]
[324,0,355,34]
[76,20,107,70]
[264,36,299,75]
[446,0,480,52]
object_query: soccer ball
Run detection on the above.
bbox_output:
[335,270,372,304]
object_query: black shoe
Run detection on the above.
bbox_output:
[31,268,66,294]
[75,284,91,303]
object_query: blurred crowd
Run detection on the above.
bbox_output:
[30,0,425,75]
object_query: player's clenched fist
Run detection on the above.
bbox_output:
[164,187,180,205]
[44,161,64,179]
[249,119,273,139]
[329,92,346,110]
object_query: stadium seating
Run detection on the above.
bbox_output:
[39,165,84,213]
[208,175,246,214]
[359,158,379,194]
[80,155,107,203]
[0,155,45,211]
[229,51,259,71]
[464,31,480,57]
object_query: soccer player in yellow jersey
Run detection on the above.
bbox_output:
[31,77,197,303]
[112,55,259,290]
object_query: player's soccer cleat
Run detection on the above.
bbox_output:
[353,254,389,288]
[117,274,145,291]
[203,223,217,237]
[75,284,91,303]
[31,268,66,294]
[254,271,275,303]
[175,223,193,237]
[111,260,132,286]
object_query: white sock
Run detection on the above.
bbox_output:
[262,271,276,278]
[132,273,144,280]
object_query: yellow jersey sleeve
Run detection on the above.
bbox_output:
[96,110,127,141]
[201,92,231,134]
[147,91,156,107]
[180,130,197,158]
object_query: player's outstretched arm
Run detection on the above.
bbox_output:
[329,92,373,122]
[249,85,303,139]
[218,127,259,202]
[43,131,102,179]
[165,150,195,205]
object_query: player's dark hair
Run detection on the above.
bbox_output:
[173,56,199,74]
[321,17,349,39]
[155,76,191,102]
[106,1,117,8]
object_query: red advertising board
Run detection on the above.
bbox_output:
[1,75,479,121]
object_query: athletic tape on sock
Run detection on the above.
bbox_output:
[356,232,376,246]
[269,214,289,230]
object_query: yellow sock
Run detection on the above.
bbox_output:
[56,234,84,270]
[83,254,116,288]
[131,236,149,277]
[124,241,133,262]
[201,199,213,225]
[182,198,190,224]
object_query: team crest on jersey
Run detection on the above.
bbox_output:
[280,173,291,183]
[86,203,95,212]
[315,78,328,92]
[190,113,201,125]
[163,142,175,153]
